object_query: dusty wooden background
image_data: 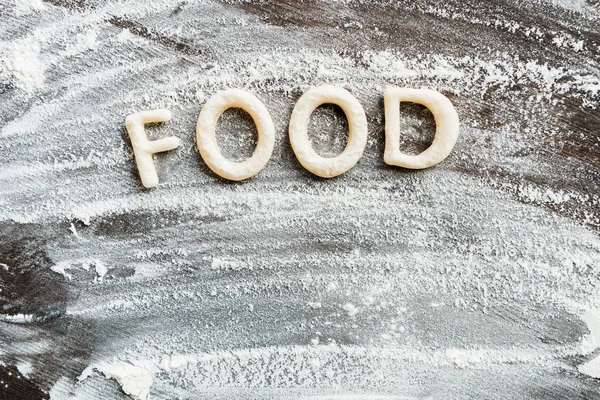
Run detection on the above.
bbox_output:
[1,0,600,399]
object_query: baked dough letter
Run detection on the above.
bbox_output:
[289,86,368,178]
[384,88,459,169]
[125,109,180,188]
[196,89,275,181]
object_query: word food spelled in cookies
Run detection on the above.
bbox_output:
[125,86,460,188]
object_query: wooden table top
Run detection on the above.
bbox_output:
[1,1,599,399]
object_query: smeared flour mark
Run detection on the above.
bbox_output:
[81,362,154,400]
[76,342,591,399]
[51,259,109,281]
[16,361,34,377]
[578,310,600,378]
[0,313,35,323]
[79,355,198,400]
[117,29,133,42]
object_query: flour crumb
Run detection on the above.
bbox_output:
[95,261,108,278]
[342,303,359,317]
[69,223,79,237]
[117,29,133,42]
[2,40,44,92]
[16,361,33,377]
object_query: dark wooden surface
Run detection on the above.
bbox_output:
[1,0,600,399]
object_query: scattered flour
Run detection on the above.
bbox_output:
[0,313,35,323]
[62,30,99,57]
[1,39,44,92]
[14,0,45,16]
[444,348,483,368]
[210,257,248,271]
[1,1,599,399]
[51,258,109,281]
[578,309,600,378]
[79,355,199,400]
[117,29,133,42]
[342,303,359,317]
[75,342,592,399]
[16,361,34,377]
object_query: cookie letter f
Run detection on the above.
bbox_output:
[125,109,180,188]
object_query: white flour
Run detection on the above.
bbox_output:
[1,39,44,92]
[14,0,45,16]
[0,0,599,399]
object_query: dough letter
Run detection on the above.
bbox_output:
[289,85,368,178]
[196,89,275,181]
[125,109,180,188]
[384,88,459,169]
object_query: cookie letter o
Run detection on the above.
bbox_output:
[289,86,368,178]
[196,89,275,181]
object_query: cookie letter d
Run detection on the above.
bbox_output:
[384,88,459,169]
